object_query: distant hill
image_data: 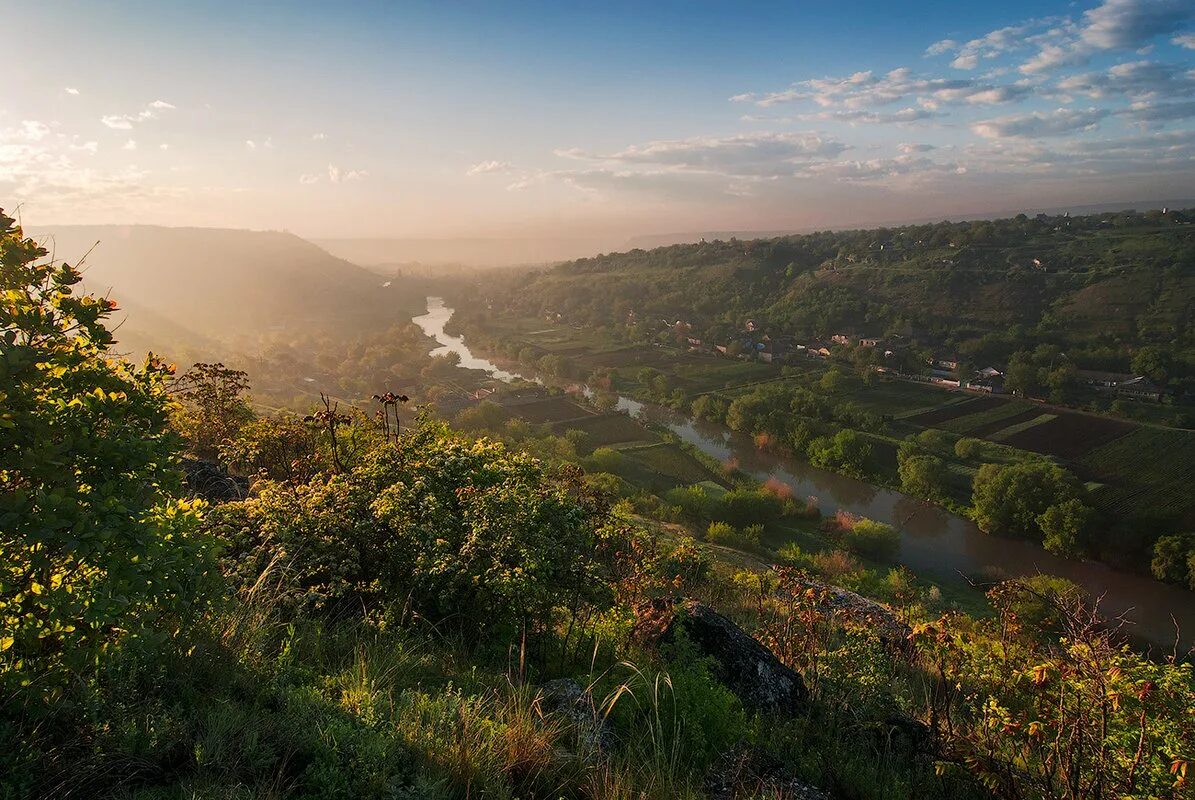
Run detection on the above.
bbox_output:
[482,207,1195,377]
[624,199,1195,250]
[313,236,620,269]
[27,224,420,355]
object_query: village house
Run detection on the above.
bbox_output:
[1076,369,1166,402]
[830,333,853,346]
[859,336,882,348]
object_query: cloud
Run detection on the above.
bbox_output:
[466,160,513,175]
[1019,0,1195,73]
[299,173,320,184]
[159,143,170,150]
[564,131,850,178]
[1119,99,1195,123]
[123,139,137,151]
[18,121,51,142]
[64,87,80,96]
[928,21,1053,70]
[327,164,367,183]
[735,67,1035,113]
[100,99,177,130]
[1056,60,1195,99]
[799,107,943,124]
[1173,33,1195,49]
[898,142,937,154]
[312,132,327,141]
[245,139,257,149]
[972,107,1110,138]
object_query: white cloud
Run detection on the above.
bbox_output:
[64,87,80,96]
[123,139,137,151]
[735,67,1034,112]
[972,107,1110,139]
[467,160,513,175]
[1172,33,1195,49]
[327,164,367,183]
[1119,99,1195,123]
[1057,60,1195,99]
[312,132,327,141]
[18,121,51,141]
[564,131,850,178]
[159,143,170,150]
[100,99,177,130]
[299,173,320,184]
[245,139,256,149]
[898,142,937,154]
[1020,0,1195,74]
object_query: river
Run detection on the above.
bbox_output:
[414,296,1194,652]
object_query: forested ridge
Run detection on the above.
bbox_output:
[495,209,1195,385]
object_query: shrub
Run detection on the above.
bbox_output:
[954,437,983,459]
[705,521,738,545]
[841,519,901,560]
[0,211,214,702]
[212,421,623,632]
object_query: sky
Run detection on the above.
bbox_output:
[6,0,1195,241]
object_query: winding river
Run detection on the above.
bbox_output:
[415,297,1195,652]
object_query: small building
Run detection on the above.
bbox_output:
[831,333,852,346]
[859,336,882,348]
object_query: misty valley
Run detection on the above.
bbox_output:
[7,2,1195,798]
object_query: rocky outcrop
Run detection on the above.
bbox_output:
[705,746,836,800]
[538,678,613,751]
[785,575,912,651]
[634,598,807,714]
[181,458,248,503]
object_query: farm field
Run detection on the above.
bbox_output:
[1079,428,1195,524]
[553,412,654,447]
[504,396,592,424]
[1000,411,1135,460]
[936,402,1036,435]
[619,442,724,489]
[989,413,1057,442]
[905,395,1005,426]
[963,407,1043,438]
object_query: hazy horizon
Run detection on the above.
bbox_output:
[7,1,1195,243]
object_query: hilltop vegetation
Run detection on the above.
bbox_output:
[483,208,1195,389]
[4,211,1195,800]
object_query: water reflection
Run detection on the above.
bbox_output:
[413,297,1194,652]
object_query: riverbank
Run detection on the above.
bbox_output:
[414,297,1195,652]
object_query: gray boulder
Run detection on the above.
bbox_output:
[635,598,808,714]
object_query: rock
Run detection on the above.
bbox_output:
[538,678,613,751]
[181,458,248,503]
[705,746,837,800]
[635,598,808,714]
[784,575,912,653]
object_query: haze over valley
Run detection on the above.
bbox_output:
[6,3,1195,799]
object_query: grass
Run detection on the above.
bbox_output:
[989,413,1057,441]
[620,443,723,489]
[935,400,1033,434]
[556,413,654,447]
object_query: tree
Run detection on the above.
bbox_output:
[171,361,253,460]
[0,211,213,700]
[1131,345,1171,385]
[898,453,948,502]
[1150,534,1192,585]
[1037,498,1094,557]
[971,461,1087,542]
[807,429,872,478]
